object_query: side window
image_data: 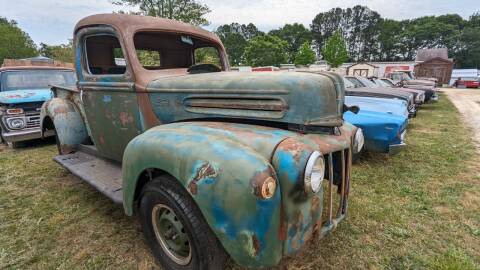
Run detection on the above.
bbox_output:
[194,47,221,66]
[136,50,161,69]
[85,35,126,75]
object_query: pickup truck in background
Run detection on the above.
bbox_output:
[0,64,76,147]
[40,14,363,269]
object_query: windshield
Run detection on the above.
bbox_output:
[381,79,395,86]
[133,32,224,71]
[1,70,76,92]
[345,77,365,88]
[343,78,356,89]
[374,79,391,87]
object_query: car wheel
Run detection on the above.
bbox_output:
[139,175,227,270]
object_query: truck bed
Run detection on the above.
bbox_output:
[53,146,123,204]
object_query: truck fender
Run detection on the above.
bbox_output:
[122,126,283,268]
[41,97,88,154]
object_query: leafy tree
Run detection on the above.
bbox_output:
[244,35,288,67]
[39,41,74,63]
[294,42,316,66]
[311,6,382,61]
[215,23,263,65]
[0,17,37,64]
[455,27,480,68]
[112,0,211,26]
[321,31,348,68]
[269,23,311,63]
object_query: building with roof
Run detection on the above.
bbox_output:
[414,48,454,85]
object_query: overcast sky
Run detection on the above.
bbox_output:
[1,0,478,45]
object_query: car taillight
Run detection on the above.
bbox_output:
[6,108,24,115]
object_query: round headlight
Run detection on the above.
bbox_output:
[353,128,365,154]
[304,151,325,194]
[7,118,26,130]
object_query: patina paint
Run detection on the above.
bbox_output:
[0,89,52,104]
[146,72,342,128]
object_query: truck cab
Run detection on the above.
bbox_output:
[41,14,363,269]
[0,65,76,147]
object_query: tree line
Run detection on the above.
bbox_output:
[1,1,479,69]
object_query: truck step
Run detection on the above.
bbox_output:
[54,151,123,204]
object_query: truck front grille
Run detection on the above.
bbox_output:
[321,148,351,237]
[25,113,41,128]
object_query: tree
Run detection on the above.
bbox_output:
[311,6,382,61]
[321,31,348,68]
[215,23,263,65]
[269,23,311,63]
[0,17,37,64]
[39,41,74,63]
[294,42,316,66]
[244,35,288,67]
[112,0,211,26]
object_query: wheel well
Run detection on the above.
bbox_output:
[42,116,54,132]
[134,168,171,204]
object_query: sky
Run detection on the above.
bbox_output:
[1,0,478,45]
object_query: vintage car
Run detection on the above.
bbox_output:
[386,72,439,101]
[453,78,480,88]
[343,76,417,117]
[369,78,425,105]
[0,66,76,147]
[345,96,409,118]
[344,109,408,155]
[380,77,438,102]
[40,14,364,269]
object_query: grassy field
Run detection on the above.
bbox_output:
[1,94,479,269]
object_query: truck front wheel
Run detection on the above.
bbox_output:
[139,175,227,270]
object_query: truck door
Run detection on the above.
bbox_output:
[76,27,142,162]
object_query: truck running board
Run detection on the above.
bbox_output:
[54,150,123,204]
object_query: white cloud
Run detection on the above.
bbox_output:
[0,0,477,45]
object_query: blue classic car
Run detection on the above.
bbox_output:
[345,96,409,118]
[344,109,408,155]
[0,66,76,147]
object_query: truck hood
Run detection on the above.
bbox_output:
[0,89,52,104]
[146,71,344,127]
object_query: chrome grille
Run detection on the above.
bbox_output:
[25,114,41,128]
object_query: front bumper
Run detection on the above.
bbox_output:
[2,128,55,143]
[389,142,407,155]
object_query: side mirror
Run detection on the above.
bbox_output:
[343,104,360,114]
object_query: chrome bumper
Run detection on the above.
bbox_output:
[2,128,55,143]
[389,143,407,155]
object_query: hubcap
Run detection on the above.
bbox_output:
[151,204,192,265]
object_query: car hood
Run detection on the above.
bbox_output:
[345,96,409,118]
[346,87,414,104]
[0,88,52,104]
[146,71,345,127]
[344,109,408,129]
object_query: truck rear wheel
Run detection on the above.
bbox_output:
[139,175,227,270]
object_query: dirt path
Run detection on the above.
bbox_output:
[443,88,480,150]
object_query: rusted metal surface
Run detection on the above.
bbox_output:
[42,13,359,268]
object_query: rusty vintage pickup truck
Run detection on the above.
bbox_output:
[40,14,363,269]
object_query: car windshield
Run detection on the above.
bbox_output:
[343,78,356,89]
[1,70,76,92]
[374,79,391,87]
[345,77,365,88]
[381,79,395,86]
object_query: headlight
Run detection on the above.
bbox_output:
[7,117,26,130]
[304,151,325,194]
[353,128,365,154]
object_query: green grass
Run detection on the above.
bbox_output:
[1,94,479,269]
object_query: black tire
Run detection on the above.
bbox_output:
[139,175,228,270]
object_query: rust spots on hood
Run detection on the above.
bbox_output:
[250,166,276,197]
[188,162,217,195]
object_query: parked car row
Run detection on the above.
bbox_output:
[341,74,438,156]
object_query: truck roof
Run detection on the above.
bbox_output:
[75,14,223,48]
